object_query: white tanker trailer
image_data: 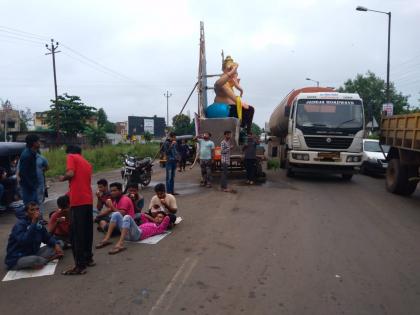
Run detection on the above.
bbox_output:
[267,87,365,180]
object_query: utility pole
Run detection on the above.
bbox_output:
[2,100,12,142]
[164,91,172,127]
[45,39,60,141]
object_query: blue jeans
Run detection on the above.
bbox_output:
[165,160,177,194]
[21,185,39,205]
[110,212,142,241]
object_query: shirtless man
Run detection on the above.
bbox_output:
[214,56,255,134]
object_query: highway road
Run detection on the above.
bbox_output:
[1,167,420,315]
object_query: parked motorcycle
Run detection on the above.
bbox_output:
[121,155,153,190]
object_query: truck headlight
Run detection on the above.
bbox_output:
[292,153,309,161]
[347,156,361,162]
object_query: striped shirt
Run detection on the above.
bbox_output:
[221,139,231,164]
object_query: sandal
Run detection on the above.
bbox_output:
[95,240,112,249]
[48,253,64,262]
[62,266,87,275]
[87,260,96,267]
[108,247,127,255]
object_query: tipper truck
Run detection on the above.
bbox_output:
[380,113,420,195]
[267,87,365,179]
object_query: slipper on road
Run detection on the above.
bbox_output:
[95,240,112,249]
[62,266,87,276]
[108,247,127,255]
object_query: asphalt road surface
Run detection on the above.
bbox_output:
[1,166,420,315]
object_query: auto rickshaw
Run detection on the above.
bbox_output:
[0,142,25,211]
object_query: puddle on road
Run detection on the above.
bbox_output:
[148,181,203,195]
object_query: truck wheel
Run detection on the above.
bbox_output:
[386,159,418,195]
[342,174,353,181]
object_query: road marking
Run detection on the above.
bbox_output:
[148,256,199,315]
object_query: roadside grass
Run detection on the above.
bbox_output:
[44,143,160,178]
[267,159,280,170]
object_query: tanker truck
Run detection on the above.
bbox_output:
[267,87,365,179]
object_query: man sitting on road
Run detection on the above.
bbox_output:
[94,179,111,215]
[94,182,135,233]
[95,211,170,255]
[126,182,145,214]
[48,195,71,249]
[148,183,178,224]
[5,201,64,270]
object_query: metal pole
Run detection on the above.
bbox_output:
[386,12,391,104]
[4,108,7,142]
[45,39,60,143]
[164,91,172,126]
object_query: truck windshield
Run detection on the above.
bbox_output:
[296,99,363,130]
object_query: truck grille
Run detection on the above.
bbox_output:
[304,136,353,150]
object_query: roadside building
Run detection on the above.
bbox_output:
[34,111,98,131]
[115,121,128,135]
[0,108,21,133]
[128,116,166,138]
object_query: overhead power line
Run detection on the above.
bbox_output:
[0,25,49,40]
[0,25,138,84]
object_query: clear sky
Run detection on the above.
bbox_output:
[1,0,419,127]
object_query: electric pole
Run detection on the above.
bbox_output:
[45,39,60,141]
[2,100,12,142]
[164,91,172,127]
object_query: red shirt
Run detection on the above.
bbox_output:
[112,195,135,218]
[67,154,93,207]
[48,210,70,237]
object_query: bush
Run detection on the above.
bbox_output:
[44,143,160,177]
[267,159,280,170]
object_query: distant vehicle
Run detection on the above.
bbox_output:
[267,87,365,180]
[0,142,25,210]
[360,139,389,175]
[380,113,420,196]
[121,154,153,190]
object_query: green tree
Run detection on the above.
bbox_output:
[97,107,116,133]
[251,123,262,137]
[144,131,152,142]
[172,114,194,135]
[338,71,409,124]
[46,94,97,136]
[19,108,32,132]
[85,126,107,146]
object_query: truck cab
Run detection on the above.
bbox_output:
[269,90,365,179]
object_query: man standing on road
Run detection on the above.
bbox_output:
[195,133,215,188]
[243,133,259,185]
[35,150,48,220]
[162,132,178,195]
[59,145,94,275]
[220,131,235,193]
[19,135,41,206]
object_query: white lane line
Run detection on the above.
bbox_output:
[148,257,199,315]
[164,257,198,312]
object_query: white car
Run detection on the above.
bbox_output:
[360,139,389,175]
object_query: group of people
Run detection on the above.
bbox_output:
[162,130,260,194]
[5,135,178,275]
